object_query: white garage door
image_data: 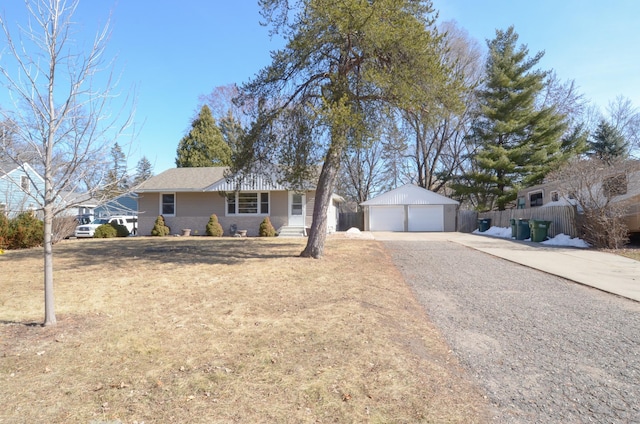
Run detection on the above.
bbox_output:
[369,206,405,231]
[408,205,444,232]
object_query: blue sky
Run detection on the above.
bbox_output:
[1,1,638,175]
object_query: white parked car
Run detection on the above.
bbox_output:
[74,216,138,238]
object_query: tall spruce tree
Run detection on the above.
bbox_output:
[175,105,232,167]
[103,142,128,198]
[589,119,628,163]
[132,156,153,186]
[219,111,245,158]
[455,27,568,210]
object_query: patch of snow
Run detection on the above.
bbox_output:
[473,226,513,238]
[541,233,591,248]
[474,226,590,248]
[344,227,374,239]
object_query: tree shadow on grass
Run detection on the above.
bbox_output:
[0,320,42,327]
[49,237,307,270]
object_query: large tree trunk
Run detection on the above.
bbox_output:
[300,141,343,259]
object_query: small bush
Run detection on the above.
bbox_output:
[94,223,118,238]
[151,215,171,236]
[580,205,629,249]
[7,212,43,249]
[113,223,131,237]
[206,214,223,237]
[0,213,10,250]
[259,217,276,237]
[94,222,129,238]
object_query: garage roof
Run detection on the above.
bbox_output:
[361,184,459,206]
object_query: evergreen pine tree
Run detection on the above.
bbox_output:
[455,27,568,211]
[175,105,232,167]
[589,120,628,163]
[104,142,128,198]
[132,156,153,186]
[219,110,245,157]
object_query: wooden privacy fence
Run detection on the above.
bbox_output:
[475,206,579,238]
[338,212,364,231]
[457,210,479,233]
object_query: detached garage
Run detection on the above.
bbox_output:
[361,184,459,232]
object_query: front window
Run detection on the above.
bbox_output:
[161,193,175,216]
[238,193,258,214]
[529,191,543,207]
[550,191,559,202]
[227,192,269,215]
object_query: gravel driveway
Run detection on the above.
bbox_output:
[383,239,640,423]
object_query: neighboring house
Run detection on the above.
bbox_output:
[61,191,139,221]
[516,181,573,209]
[94,193,138,218]
[134,167,342,237]
[360,184,459,232]
[0,161,45,217]
[59,191,98,222]
[517,170,640,235]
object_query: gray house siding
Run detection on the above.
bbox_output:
[138,190,300,237]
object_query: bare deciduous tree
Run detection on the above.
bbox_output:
[0,0,134,326]
[547,158,638,249]
[400,21,483,192]
[607,96,640,154]
[338,134,387,206]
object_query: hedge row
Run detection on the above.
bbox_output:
[151,215,277,237]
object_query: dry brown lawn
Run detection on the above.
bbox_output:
[613,248,640,262]
[0,236,490,423]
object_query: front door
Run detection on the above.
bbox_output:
[288,192,306,227]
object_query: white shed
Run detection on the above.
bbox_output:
[360,184,459,232]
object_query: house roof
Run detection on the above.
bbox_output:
[135,166,317,192]
[0,161,45,183]
[361,184,459,206]
[0,160,16,175]
[135,167,228,192]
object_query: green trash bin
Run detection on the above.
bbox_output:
[529,220,552,242]
[515,219,530,240]
[477,218,491,232]
[510,218,516,238]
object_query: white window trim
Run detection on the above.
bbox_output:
[160,192,176,217]
[226,191,270,216]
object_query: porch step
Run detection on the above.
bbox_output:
[278,226,307,237]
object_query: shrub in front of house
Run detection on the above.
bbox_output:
[259,217,276,237]
[206,214,223,236]
[94,222,129,238]
[0,213,10,250]
[151,215,171,236]
[7,212,44,249]
[94,223,118,238]
[113,223,131,237]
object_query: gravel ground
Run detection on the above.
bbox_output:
[383,240,640,423]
